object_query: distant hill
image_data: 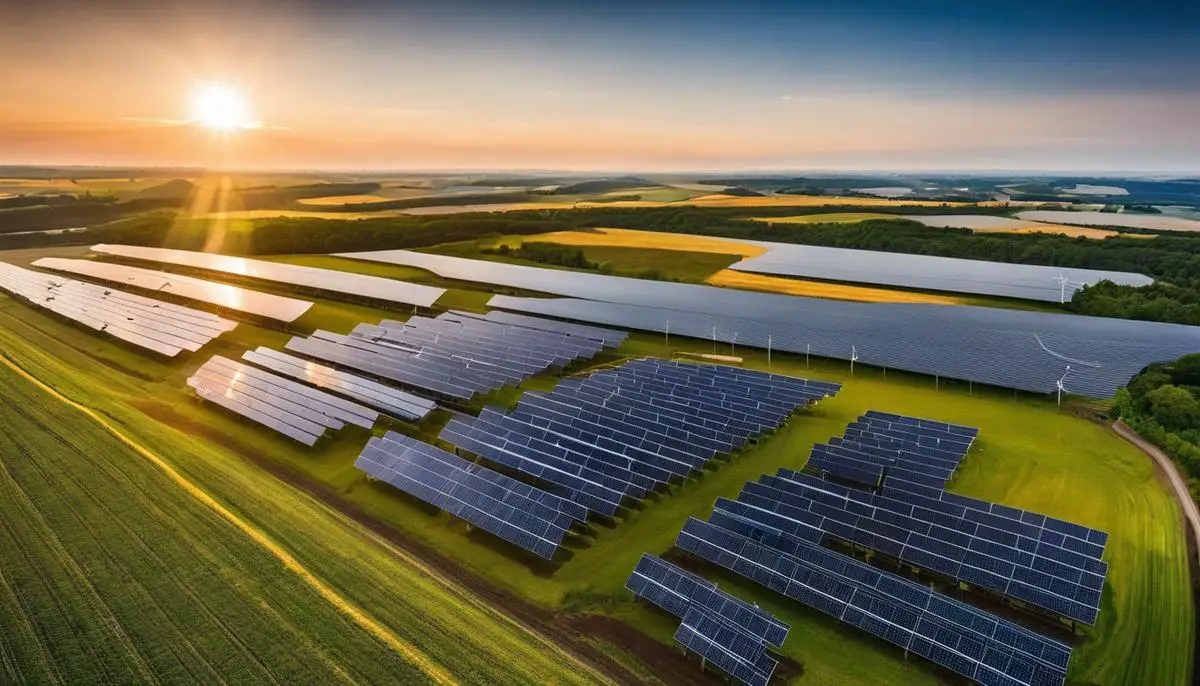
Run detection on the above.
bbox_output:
[135,179,196,200]
[556,177,655,194]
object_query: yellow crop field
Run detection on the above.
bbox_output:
[747,213,896,224]
[977,225,1125,239]
[525,227,765,257]
[706,269,969,304]
[297,194,395,205]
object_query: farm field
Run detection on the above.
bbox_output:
[0,295,614,686]
[495,228,1052,308]
[706,269,972,304]
[1018,210,1200,233]
[524,227,764,257]
[905,214,1124,239]
[2,236,1195,685]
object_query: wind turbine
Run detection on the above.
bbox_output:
[1056,365,1072,407]
[850,345,858,375]
[1054,273,1073,304]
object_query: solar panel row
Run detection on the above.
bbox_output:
[742,471,1106,625]
[92,244,447,308]
[355,432,582,559]
[33,257,314,323]
[284,312,618,401]
[438,358,839,516]
[449,309,628,346]
[677,517,1072,686]
[625,554,788,686]
[242,347,437,421]
[187,356,378,445]
[0,262,236,357]
[807,411,976,490]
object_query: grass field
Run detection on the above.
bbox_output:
[0,298,609,686]
[0,242,1193,686]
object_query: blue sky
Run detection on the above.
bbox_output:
[1,0,1196,170]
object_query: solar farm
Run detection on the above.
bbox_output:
[0,242,1194,686]
[337,249,1200,398]
[726,242,1154,303]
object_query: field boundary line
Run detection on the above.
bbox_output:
[0,354,458,686]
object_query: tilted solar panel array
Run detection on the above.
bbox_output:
[807,411,977,490]
[332,250,1200,398]
[626,554,788,686]
[447,309,628,347]
[33,257,314,323]
[0,262,236,357]
[355,432,584,559]
[678,516,1073,686]
[242,347,437,421]
[92,243,446,308]
[796,413,1105,623]
[439,358,840,517]
[483,294,1200,399]
[729,242,1152,303]
[187,356,378,446]
[282,312,619,401]
[740,470,1107,625]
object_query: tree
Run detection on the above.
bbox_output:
[1146,385,1200,433]
[1169,353,1200,387]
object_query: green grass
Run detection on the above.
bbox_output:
[0,295,604,686]
[0,243,1192,686]
[745,212,896,224]
[0,362,436,684]
[423,238,740,283]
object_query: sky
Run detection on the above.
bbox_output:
[1,0,1198,172]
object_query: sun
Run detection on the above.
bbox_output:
[190,83,257,131]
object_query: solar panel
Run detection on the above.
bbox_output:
[484,294,1200,399]
[0,262,236,357]
[676,517,1071,686]
[91,243,446,308]
[356,432,578,559]
[448,309,628,346]
[726,242,1151,303]
[437,359,837,516]
[187,356,379,444]
[625,554,788,686]
[242,347,437,421]
[754,470,1107,625]
[675,608,780,686]
[33,257,314,322]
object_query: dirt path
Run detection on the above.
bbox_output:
[0,354,460,686]
[1112,420,1200,561]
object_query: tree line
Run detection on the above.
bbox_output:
[1112,355,1200,500]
